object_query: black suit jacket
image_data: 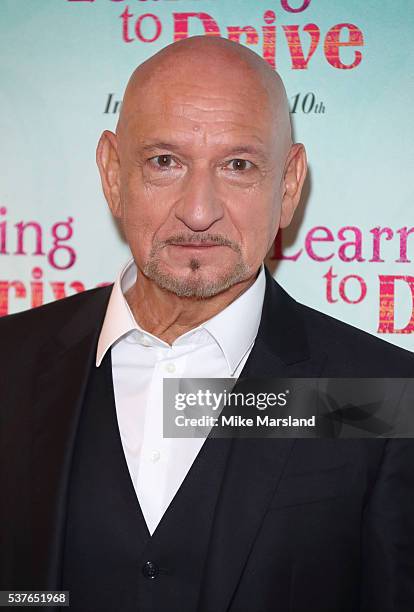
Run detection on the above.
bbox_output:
[1,266,414,611]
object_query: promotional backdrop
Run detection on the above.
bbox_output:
[1,0,413,351]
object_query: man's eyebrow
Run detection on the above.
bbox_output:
[140,142,182,153]
[139,142,268,161]
[224,145,268,161]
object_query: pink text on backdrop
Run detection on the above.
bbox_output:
[118,9,364,70]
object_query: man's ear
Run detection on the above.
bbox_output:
[279,143,307,229]
[96,130,122,218]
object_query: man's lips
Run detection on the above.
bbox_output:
[168,243,224,248]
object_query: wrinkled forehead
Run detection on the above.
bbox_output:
[119,66,279,153]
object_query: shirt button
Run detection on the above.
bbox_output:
[140,337,152,347]
[165,362,176,373]
[142,560,159,579]
[150,450,160,463]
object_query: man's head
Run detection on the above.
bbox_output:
[97,35,307,298]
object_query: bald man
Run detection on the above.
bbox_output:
[1,36,414,612]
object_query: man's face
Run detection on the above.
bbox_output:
[110,66,287,297]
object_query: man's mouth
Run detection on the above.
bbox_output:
[171,243,223,247]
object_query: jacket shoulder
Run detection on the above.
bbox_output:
[0,285,113,350]
[296,299,414,376]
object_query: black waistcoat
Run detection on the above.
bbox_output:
[61,350,232,612]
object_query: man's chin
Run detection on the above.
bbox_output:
[142,260,250,299]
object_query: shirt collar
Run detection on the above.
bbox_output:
[201,265,265,375]
[96,257,266,375]
[96,259,139,367]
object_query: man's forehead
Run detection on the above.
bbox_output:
[120,47,276,128]
[133,74,272,115]
[124,113,274,158]
[122,81,274,141]
[117,37,291,159]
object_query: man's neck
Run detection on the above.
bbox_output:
[124,269,259,345]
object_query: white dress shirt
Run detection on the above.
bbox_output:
[96,258,266,535]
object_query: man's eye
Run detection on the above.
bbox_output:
[150,155,178,169]
[227,159,253,172]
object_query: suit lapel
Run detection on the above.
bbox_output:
[27,286,112,589]
[197,268,327,612]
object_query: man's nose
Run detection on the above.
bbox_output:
[174,167,224,232]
